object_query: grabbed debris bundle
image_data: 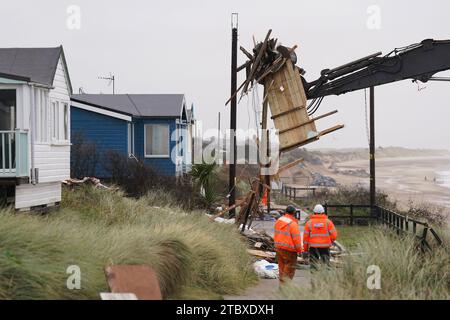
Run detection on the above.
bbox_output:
[228,29,344,153]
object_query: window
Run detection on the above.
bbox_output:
[144,124,169,157]
[35,90,41,141]
[52,101,59,140]
[63,103,69,140]
[127,122,134,156]
[35,89,49,142]
[51,100,69,142]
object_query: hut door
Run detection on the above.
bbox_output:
[0,89,16,130]
[0,89,16,170]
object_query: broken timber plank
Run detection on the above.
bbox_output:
[240,46,254,60]
[279,124,345,153]
[277,110,338,134]
[242,29,272,95]
[211,197,249,220]
[271,158,304,181]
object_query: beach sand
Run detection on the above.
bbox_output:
[332,156,450,210]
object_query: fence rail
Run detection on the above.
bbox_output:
[324,203,375,226]
[282,184,317,200]
[323,203,443,249]
[377,206,443,250]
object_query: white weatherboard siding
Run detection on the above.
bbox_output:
[31,54,71,184]
[14,54,71,209]
[34,144,70,183]
[1,50,72,210]
[50,56,70,101]
[15,182,61,209]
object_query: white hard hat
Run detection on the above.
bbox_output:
[313,204,325,214]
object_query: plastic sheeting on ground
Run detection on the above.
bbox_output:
[253,259,279,279]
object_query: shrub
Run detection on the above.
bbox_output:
[405,200,449,227]
[104,151,204,211]
[313,184,395,208]
[190,163,220,208]
[70,133,99,178]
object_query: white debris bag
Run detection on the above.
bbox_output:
[214,217,236,224]
[253,259,279,279]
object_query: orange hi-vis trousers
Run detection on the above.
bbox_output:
[276,248,298,282]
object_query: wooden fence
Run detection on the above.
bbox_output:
[377,206,443,250]
[323,203,443,250]
[324,203,377,226]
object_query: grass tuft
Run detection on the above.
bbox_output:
[0,186,256,299]
[277,227,450,300]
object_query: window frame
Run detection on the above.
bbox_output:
[144,123,170,158]
[50,100,70,144]
[51,101,59,141]
[63,102,69,141]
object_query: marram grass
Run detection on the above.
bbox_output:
[277,227,450,300]
[0,186,256,300]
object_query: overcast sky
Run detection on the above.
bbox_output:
[2,0,449,149]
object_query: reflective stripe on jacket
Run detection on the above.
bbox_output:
[303,214,337,251]
[274,214,302,253]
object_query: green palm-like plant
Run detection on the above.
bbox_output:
[190,163,218,206]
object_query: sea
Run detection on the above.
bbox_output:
[437,171,450,188]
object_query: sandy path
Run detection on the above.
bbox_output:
[224,269,310,300]
[224,220,311,300]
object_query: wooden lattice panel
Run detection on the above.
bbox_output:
[265,59,318,152]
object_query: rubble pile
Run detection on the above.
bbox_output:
[312,173,337,187]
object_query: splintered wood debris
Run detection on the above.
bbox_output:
[62,177,110,189]
[227,29,344,152]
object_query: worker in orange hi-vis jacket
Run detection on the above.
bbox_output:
[302,204,337,270]
[274,205,302,283]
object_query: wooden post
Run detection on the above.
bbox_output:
[228,15,238,216]
[350,204,354,226]
[396,216,400,235]
[369,87,376,216]
[260,86,271,214]
[389,211,393,228]
[421,227,429,249]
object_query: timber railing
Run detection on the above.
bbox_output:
[323,203,443,249]
[324,204,377,226]
[282,184,317,200]
[0,130,29,178]
[377,206,443,250]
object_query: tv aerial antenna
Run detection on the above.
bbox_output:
[98,72,115,94]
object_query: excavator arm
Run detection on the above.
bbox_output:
[305,39,450,99]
